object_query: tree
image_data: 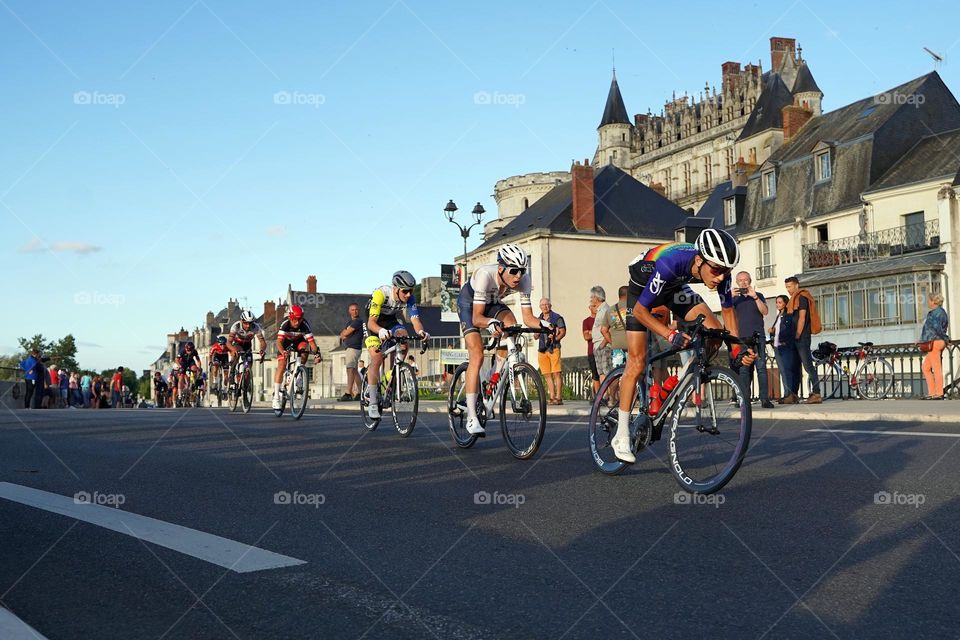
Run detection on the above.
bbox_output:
[48,334,79,372]
[100,367,138,398]
[17,334,53,356]
[138,374,152,401]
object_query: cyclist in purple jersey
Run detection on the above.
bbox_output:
[612,229,757,463]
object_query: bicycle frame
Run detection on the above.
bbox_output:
[480,333,529,415]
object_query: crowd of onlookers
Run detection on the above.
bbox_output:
[17,351,129,409]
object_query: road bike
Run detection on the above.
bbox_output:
[447,325,551,460]
[175,370,203,408]
[812,341,896,400]
[230,350,263,414]
[274,348,313,420]
[360,335,424,437]
[588,316,759,494]
[210,360,229,408]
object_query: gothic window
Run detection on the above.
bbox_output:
[522,198,529,211]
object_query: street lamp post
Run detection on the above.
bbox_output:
[444,200,485,284]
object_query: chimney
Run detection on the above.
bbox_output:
[306,275,317,294]
[227,298,236,316]
[732,157,759,188]
[770,37,796,73]
[276,303,287,327]
[570,159,596,233]
[206,311,215,326]
[782,103,813,142]
[634,113,649,128]
[649,182,667,198]
[721,61,741,93]
[263,300,276,324]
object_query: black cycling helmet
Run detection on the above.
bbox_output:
[216,336,227,345]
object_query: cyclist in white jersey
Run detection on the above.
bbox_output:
[456,243,552,436]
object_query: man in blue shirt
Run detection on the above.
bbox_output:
[732,271,774,408]
[19,349,40,409]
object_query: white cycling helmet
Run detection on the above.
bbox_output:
[497,243,528,269]
[696,228,740,269]
[240,310,255,323]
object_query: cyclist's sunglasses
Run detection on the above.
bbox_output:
[399,288,413,295]
[504,267,526,276]
[702,260,731,277]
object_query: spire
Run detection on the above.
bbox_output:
[599,70,630,128]
[792,60,822,95]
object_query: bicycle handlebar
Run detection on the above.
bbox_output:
[483,324,553,351]
[375,334,428,355]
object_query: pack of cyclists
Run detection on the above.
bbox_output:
[155,230,751,442]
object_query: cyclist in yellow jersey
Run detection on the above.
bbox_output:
[363,270,429,419]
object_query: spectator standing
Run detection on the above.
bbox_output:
[49,367,60,407]
[768,295,794,402]
[111,367,124,408]
[69,372,80,407]
[582,299,600,397]
[537,298,567,405]
[591,286,615,393]
[20,349,40,409]
[59,369,70,406]
[33,357,48,409]
[80,372,93,407]
[732,271,774,408]
[609,286,629,367]
[338,303,364,401]
[785,276,822,404]
[920,292,949,399]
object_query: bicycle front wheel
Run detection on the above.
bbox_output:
[448,363,479,448]
[391,362,419,437]
[668,366,751,494]
[855,357,895,400]
[499,362,546,459]
[241,370,253,413]
[816,361,843,400]
[291,367,308,419]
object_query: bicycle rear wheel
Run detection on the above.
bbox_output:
[291,367,308,419]
[668,366,751,494]
[230,374,240,412]
[448,363,480,448]
[855,357,895,400]
[360,377,380,430]
[500,361,546,459]
[391,362,419,437]
[587,366,647,475]
[816,361,843,400]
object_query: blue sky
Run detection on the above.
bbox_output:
[3,0,958,372]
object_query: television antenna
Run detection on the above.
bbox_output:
[924,47,944,70]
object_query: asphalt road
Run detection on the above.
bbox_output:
[1,406,958,639]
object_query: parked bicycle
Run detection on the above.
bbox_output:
[274,348,312,420]
[447,324,551,459]
[360,335,425,437]
[230,350,263,414]
[588,316,759,494]
[812,341,895,400]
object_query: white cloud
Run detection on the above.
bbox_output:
[50,242,102,254]
[77,341,103,348]
[266,225,286,238]
[19,237,45,253]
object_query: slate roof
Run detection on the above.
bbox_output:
[479,165,692,250]
[799,252,945,287]
[738,73,794,140]
[696,180,747,230]
[866,128,960,192]
[792,61,821,94]
[599,73,630,127]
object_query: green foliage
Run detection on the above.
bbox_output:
[138,374,152,400]
[48,334,79,372]
[17,334,53,356]
[99,368,138,395]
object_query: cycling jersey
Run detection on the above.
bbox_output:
[177,351,201,369]
[210,343,230,357]
[625,242,733,331]
[367,285,419,320]
[466,264,533,307]
[277,318,314,344]
[228,320,264,346]
[154,378,168,393]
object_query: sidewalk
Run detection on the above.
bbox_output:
[293,398,960,424]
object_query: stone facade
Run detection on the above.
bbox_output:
[488,171,570,238]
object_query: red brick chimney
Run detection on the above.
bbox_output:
[634,113,649,128]
[770,37,796,73]
[782,102,813,141]
[263,300,276,324]
[571,159,595,233]
[276,303,287,327]
[306,275,317,293]
[721,61,741,93]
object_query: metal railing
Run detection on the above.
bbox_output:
[757,264,776,280]
[802,220,939,270]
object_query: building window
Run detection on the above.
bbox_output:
[522,197,529,211]
[704,154,712,188]
[814,224,828,244]
[683,163,691,196]
[762,170,776,198]
[723,198,736,225]
[757,237,774,279]
[810,273,940,330]
[815,151,831,182]
[904,211,924,248]
[610,150,617,164]
[621,133,626,141]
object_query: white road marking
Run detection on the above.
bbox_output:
[0,483,306,573]
[807,428,960,438]
[0,607,49,640]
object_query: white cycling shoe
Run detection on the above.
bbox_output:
[367,403,381,419]
[465,416,485,437]
[271,395,282,410]
[611,429,636,464]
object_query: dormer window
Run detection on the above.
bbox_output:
[723,197,737,225]
[762,170,777,199]
[815,150,832,182]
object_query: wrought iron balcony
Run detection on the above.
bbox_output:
[802,220,940,270]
